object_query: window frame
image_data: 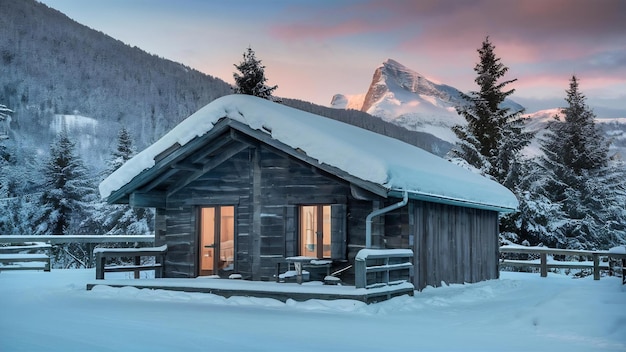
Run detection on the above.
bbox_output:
[293,203,346,260]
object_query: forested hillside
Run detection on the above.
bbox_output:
[1,0,231,160]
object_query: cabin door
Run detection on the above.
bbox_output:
[199,206,235,276]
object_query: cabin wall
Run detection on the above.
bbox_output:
[406,200,500,291]
[157,145,370,280]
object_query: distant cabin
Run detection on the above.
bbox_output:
[100,95,518,290]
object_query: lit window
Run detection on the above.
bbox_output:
[299,205,331,258]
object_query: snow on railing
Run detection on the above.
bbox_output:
[499,245,626,282]
[0,235,155,269]
[355,248,414,289]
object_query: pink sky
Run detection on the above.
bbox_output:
[39,0,626,117]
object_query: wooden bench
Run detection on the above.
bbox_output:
[355,248,414,289]
[0,242,52,272]
[94,245,167,279]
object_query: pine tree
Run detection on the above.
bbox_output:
[35,128,96,235]
[536,76,622,249]
[105,127,135,175]
[233,46,278,100]
[504,158,567,247]
[559,76,609,173]
[97,127,154,236]
[451,37,533,187]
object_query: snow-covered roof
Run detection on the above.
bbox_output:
[99,94,518,212]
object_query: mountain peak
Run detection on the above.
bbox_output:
[331,59,522,144]
[380,58,428,81]
[382,58,409,70]
[331,59,466,143]
[359,59,462,114]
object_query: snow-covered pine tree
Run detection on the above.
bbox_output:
[0,128,42,237]
[105,127,135,174]
[35,127,96,235]
[233,46,278,100]
[450,37,533,186]
[503,157,567,247]
[537,76,623,249]
[96,127,154,236]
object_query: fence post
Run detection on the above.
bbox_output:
[355,258,366,289]
[134,255,141,279]
[95,252,104,280]
[593,253,600,280]
[540,253,547,277]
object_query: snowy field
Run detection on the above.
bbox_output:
[1,270,625,351]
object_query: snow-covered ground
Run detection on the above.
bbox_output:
[1,270,624,351]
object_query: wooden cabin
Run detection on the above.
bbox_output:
[100,95,518,290]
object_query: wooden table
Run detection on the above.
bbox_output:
[285,256,318,284]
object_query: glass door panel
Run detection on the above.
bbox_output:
[199,207,215,276]
[299,205,331,258]
[199,206,235,276]
[219,206,235,271]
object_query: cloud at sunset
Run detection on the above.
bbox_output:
[265,0,626,114]
[39,0,626,116]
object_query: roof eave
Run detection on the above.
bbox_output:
[103,119,234,204]
[388,190,518,213]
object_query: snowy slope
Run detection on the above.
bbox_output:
[331,59,523,144]
[1,269,625,351]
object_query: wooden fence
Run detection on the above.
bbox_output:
[0,235,155,268]
[499,245,626,281]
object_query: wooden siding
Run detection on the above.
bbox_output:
[408,200,499,290]
[158,144,361,281]
[255,146,351,280]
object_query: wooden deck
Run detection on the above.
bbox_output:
[86,278,414,304]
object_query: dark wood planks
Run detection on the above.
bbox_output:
[405,201,499,290]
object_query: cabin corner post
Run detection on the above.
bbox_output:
[155,208,168,276]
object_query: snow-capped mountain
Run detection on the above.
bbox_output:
[331,59,523,144]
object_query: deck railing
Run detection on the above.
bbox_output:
[0,235,155,268]
[499,245,626,281]
[354,248,414,289]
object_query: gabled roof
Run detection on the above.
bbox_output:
[100,94,518,212]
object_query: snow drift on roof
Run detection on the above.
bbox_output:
[99,94,518,211]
